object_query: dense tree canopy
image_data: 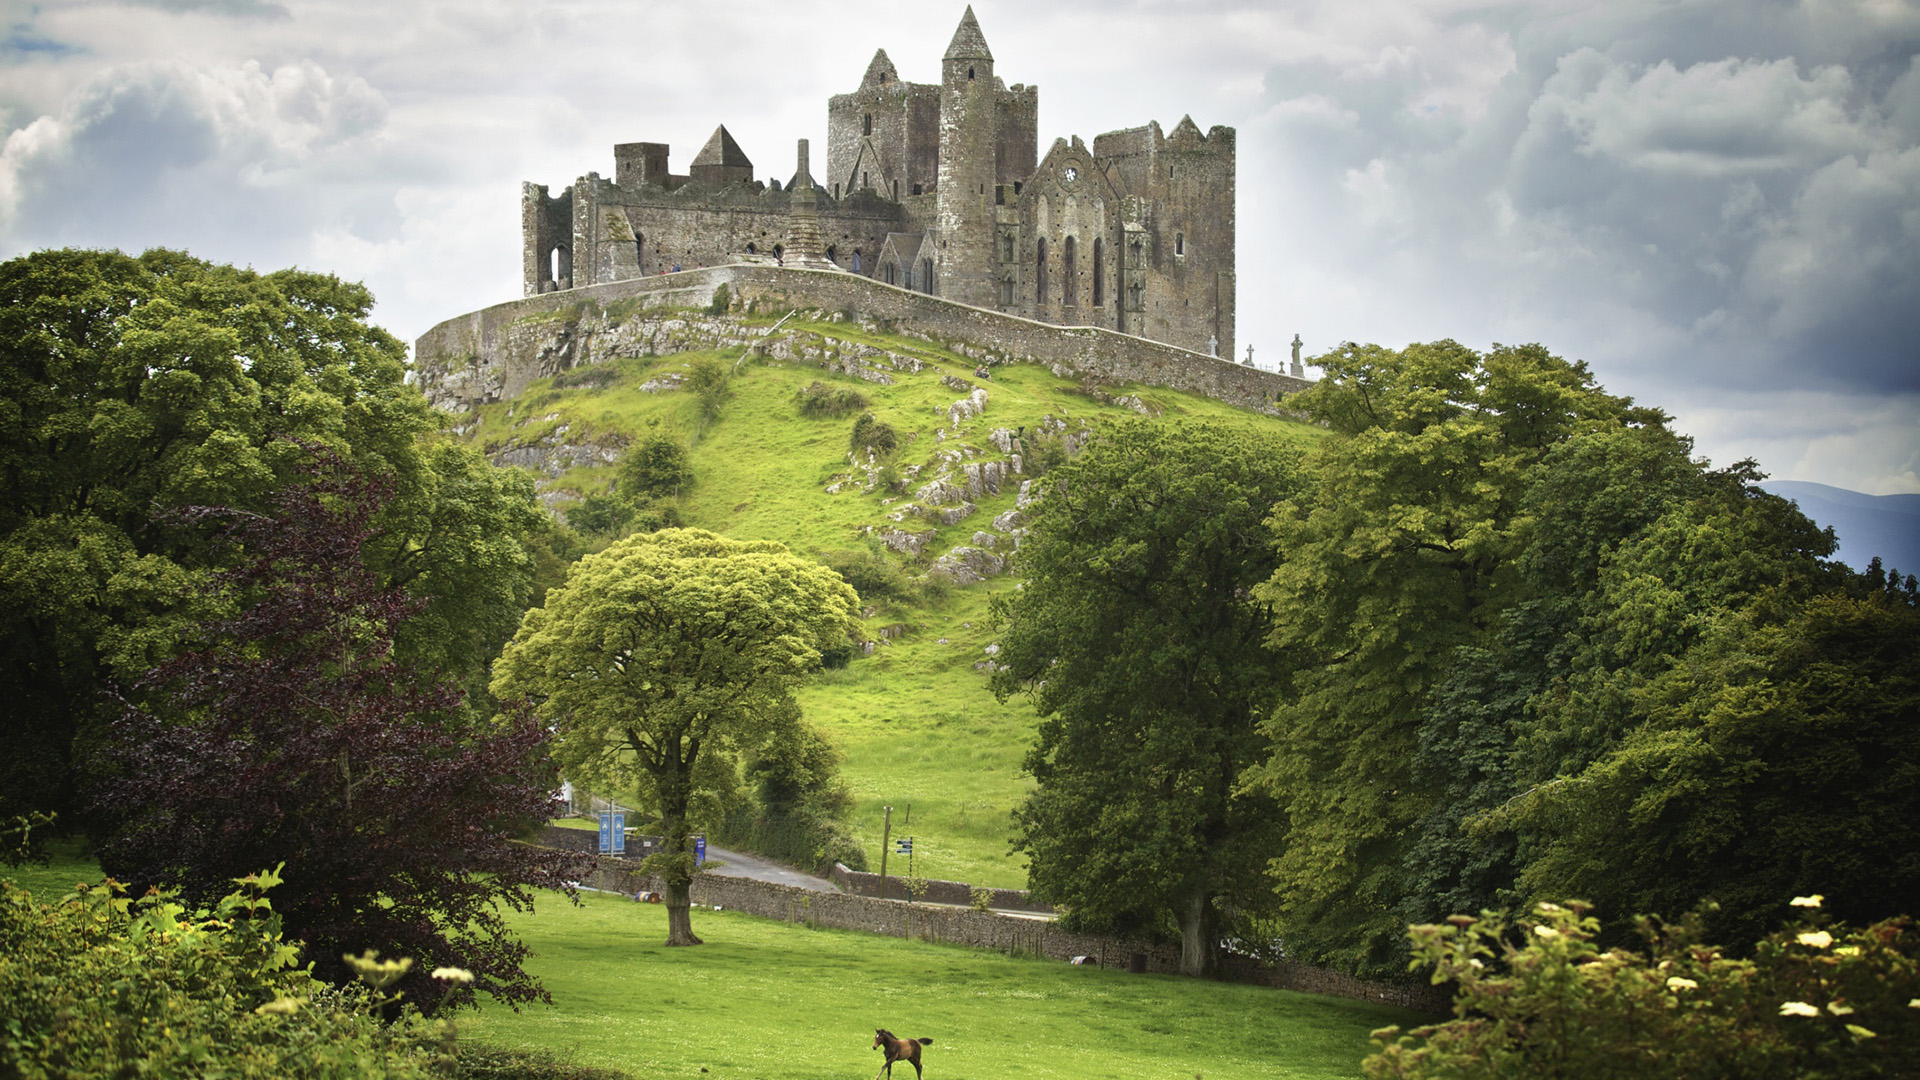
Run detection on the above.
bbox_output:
[1254,338,1916,975]
[0,248,543,831]
[492,528,860,946]
[99,456,582,1010]
[991,421,1302,976]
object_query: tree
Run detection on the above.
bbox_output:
[491,528,860,946]
[1252,341,1665,974]
[98,453,584,1010]
[989,421,1301,976]
[617,435,695,502]
[0,249,544,832]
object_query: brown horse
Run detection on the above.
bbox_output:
[872,1029,933,1080]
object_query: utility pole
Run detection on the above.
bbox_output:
[878,805,893,901]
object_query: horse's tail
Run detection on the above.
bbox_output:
[917,1039,933,1046]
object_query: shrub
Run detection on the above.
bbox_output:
[686,358,732,429]
[1365,897,1920,1080]
[819,547,910,604]
[849,412,898,457]
[567,494,635,536]
[796,381,870,419]
[551,367,617,391]
[707,283,730,315]
[618,436,695,501]
[0,869,447,1078]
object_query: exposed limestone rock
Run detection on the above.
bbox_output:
[959,460,1009,498]
[1015,479,1037,510]
[490,437,622,478]
[639,374,685,393]
[971,531,997,548]
[992,509,1028,532]
[915,478,969,506]
[946,388,989,427]
[875,528,934,555]
[928,545,1006,586]
[988,428,1017,454]
[943,375,974,393]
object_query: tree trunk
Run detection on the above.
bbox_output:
[663,873,703,946]
[654,774,703,946]
[1178,889,1217,978]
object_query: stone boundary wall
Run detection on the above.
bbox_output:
[572,845,1448,1014]
[826,862,1054,914]
[413,265,1309,416]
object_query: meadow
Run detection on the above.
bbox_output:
[456,888,1421,1080]
[5,848,1423,1079]
[473,315,1323,888]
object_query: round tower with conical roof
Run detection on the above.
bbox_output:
[935,6,998,307]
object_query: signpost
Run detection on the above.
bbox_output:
[896,836,915,879]
[598,810,627,855]
[878,805,892,899]
[695,835,706,867]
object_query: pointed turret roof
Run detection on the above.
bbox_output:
[944,6,993,62]
[862,48,899,87]
[691,125,752,169]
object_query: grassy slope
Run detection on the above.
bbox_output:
[468,313,1321,888]
[459,890,1418,1080]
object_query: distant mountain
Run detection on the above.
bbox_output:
[1761,480,1920,578]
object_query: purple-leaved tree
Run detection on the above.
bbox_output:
[98,448,588,1011]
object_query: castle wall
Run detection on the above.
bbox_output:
[413,265,1301,416]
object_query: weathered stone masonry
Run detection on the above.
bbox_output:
[519,6,1237,360]
[413,264,1306,418]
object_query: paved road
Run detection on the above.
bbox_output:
[700,844,839,892]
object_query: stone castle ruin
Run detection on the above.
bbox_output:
[522,6,1236,359]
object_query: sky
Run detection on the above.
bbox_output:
[3,0,1916,494]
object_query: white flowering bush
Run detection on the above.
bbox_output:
[1364,897,1918,1079]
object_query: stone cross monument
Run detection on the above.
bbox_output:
[1290,334,1304,378]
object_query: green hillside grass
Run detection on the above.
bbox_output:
[458,889,1419,1080]
[466,312,1321,888]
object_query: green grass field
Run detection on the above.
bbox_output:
[4,853,1420,1079]
[457,889,1419,1080]
[470,317,1323,889]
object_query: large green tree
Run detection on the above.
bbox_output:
[0,248,543,830]
[1251,340,1665,973]
[491,528,860,946]
[990,421,1302,977]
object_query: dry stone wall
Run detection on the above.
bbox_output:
[560,834,1448,1014]
[413,265,1307,417]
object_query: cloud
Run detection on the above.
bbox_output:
[0,56,388,259]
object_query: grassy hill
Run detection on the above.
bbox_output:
[462,311,1321,888]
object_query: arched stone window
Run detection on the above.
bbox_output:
[635,234,644,275]
[1176,232,1185,257]
[1062,236,1078,306]
[773,243,784,265]
[1092,237,1104,308]
[882,261,897,286]
[921,258,936,295]
[1003,234,1014,261]
[1002,275,1014,307]
[1035,238,1048,305]
[863,113,873,136]
[826,245,837,265]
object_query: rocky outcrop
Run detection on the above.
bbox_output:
[928,545,1006,586]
